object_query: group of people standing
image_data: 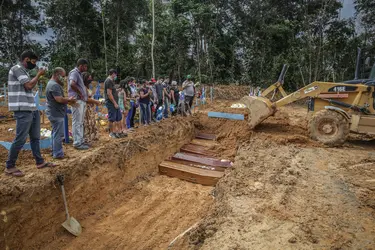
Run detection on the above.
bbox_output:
[104,72,196,138]
[4,50,197,177]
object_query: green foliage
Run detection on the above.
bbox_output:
[0,0,375,90]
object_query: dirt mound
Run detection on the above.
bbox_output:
[194,112,252,161]
[187,135,375,249]
[0,106,12,119]
[184,105,375,249]
[212,85,250,100]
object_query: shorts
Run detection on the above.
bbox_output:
[108,106,122,122]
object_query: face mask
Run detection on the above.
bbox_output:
[114,76,118,81]
[87,80,93,84]
[27,61,36,70]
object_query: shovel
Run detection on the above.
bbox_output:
[57,174,82,236]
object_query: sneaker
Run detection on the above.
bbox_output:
[109,132,118,138]
[74,144,89,150]
[118,132,128,138]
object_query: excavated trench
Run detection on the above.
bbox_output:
[0,114,251,250]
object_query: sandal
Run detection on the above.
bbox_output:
[4,167,25,177]
[37,162,57,169]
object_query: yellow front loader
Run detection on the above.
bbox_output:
[242,62,375,146]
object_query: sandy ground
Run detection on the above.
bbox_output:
[185,105,375,249]
[1,93,375,249]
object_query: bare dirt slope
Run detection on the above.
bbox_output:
[184,105,375,249]
[41,176,213,250]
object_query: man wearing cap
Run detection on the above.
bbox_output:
[182,75,195,113]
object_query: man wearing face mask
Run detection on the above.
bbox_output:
[68,58,89,150]
[5,50,56,177]
[46,67,76,159]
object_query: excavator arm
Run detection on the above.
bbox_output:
[260,64,288,100]
[241,80,371,129]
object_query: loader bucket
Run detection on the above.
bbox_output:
[240,96,274,129]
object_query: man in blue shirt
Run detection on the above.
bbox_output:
[46,67,76,158]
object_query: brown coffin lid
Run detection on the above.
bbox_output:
[180,144,216,157]
[172,152,232,168]
[167,159,227,172]
[159,160,224,178]
[190,139,219,147]
[196,132,217,140]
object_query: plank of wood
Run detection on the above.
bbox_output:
[167,159,227,172]
[190,139,218,148]
[172,152,232,168]
[159,160,223,186]
[196,132,217,140]
[180,144,216,157]
[208,111,244,120]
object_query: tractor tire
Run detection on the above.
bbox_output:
[309,109,349,146]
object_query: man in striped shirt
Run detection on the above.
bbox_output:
[5,51,56,177]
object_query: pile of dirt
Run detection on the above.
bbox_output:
[193,112,252,161]
[212,85,250,100]
[184,106,375,249]
[0,106,12,119]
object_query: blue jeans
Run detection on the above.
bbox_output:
[48,117,64,158]
[140,103,150,125]
[126,101,136,128]
[6,111,44,168]
[71,100,86,147]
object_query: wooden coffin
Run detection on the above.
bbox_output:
[180,144,216,157]
[196,132,217,140]
[159,160,224,186]
[190,139,219,148]
[172,152,232,168]
[167,159,227,172]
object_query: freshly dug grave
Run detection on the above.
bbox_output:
[0,109,252,250]
[0,116,196,250]
[179,105,375,249]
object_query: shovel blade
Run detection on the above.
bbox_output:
[241,96,274,129]
[62,217,82,237]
